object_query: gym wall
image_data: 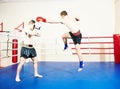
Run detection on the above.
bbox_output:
[0,0,115,67]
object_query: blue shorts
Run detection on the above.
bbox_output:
[20,47,37,59]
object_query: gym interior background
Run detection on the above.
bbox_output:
[0,0,120,89]
[0,0,120,68]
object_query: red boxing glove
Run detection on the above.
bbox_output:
[36,16,46,22]
[42,18,46,22]
[36,16,43,22]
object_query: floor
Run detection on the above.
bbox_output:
[0,61,120,89]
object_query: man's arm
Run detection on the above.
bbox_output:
[46,19,62,24]
[24,29,40,37]
[36,16,63,24]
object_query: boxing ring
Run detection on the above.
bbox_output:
[0,30,117,67]
[0,32,120,89]
[0,32,22,67]
[71,36,113,54]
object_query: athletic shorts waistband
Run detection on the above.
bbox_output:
[22,44,33,48]
[72,30,81,36]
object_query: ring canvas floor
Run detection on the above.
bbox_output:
[0,61,120,89]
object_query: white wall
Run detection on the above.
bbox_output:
[0,0,115,36]
[115,0,120,33]
[0,0,115,67]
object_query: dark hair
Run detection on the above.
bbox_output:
[28,20,35,29]
[28,20,35,25]
[60,10,68,16]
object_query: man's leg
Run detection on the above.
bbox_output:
[62,32,70,50]
[32,57,43,77]
[15,57,25,82]
[75,44,84,71]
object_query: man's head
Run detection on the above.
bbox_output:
[28,20,35,30]
[60,10,68,18]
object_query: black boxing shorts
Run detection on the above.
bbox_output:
[69,30,82,45]
[20,47,37,59]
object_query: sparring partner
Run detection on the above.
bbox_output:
[36,11,83,71]
[15,20,43,82]
[59,11,84,71]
